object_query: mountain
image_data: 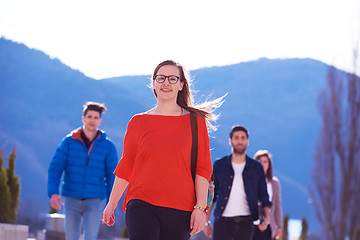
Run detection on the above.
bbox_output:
[0,37,329,234]
[104,58,328,233]
[0,37,144,225]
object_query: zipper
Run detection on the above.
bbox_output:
[82,133,102,196]
[87,134,101,156]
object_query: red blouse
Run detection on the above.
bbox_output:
[114,113,213,212]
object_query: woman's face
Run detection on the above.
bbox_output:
[259,155,269,175]
[153,65,184,102]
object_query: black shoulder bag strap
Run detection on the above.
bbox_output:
[190,111,198,184]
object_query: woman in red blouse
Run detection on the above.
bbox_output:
[102,60,224,240]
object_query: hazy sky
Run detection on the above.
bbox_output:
[1,0,359,79]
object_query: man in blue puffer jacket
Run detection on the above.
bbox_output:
[47,101,118,240]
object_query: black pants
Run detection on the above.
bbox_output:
[252,224,271,240]
[213,216,254,240]
[125,199,192,240]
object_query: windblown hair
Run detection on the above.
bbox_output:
[152,60,225,131]
[253,150,273,180]
[83,101,107,117]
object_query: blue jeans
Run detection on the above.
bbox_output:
[64,197,105,240]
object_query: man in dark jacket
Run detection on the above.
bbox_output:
[47,102,118,240]
[204,125,271,240]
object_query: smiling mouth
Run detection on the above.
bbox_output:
[161,88,172,92]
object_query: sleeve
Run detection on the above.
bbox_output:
[105,140,119,199]
[113,115,140,182]
[258,165,272,208]
[273,178,283,229]
[47,137,69,198]
[196,116,213,181]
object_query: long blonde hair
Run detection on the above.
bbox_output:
[152,60,225,131]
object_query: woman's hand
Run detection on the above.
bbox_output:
[190,208,206,235]
[203,222,212,238]
[101,205,115,226]
[275,229,283,239]
[101,177,129,226]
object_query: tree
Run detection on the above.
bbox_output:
[311,46,360,240]
[353,225,360,240]
[49,207,58,214]
[6,147,20,223]
[0,146,21,223]
[0,147,11,223]
[121,224,129,238]
[282,214,289,240]
[299,217,308,240]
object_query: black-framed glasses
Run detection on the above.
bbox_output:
[154,75,180,84]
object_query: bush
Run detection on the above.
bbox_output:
[121,224,129,238]
[0,146,20,223]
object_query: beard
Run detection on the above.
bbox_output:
[233,145,246,155]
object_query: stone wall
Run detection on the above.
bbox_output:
[0,223,29,240]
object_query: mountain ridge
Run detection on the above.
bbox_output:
[0,37,328,233]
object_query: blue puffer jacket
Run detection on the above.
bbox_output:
[47,128,118,200]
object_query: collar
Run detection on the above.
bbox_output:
[72,128,102,141]
[226,154,250,165]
